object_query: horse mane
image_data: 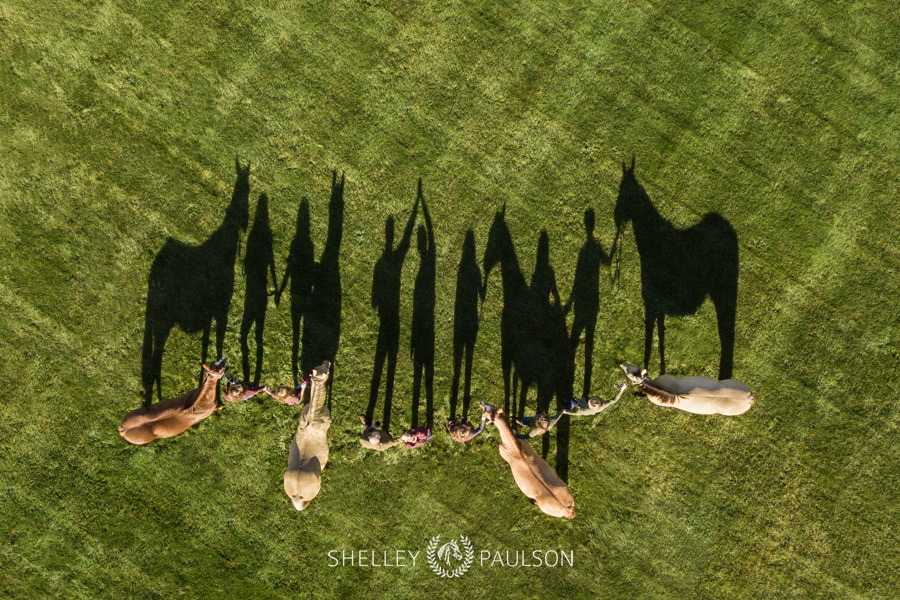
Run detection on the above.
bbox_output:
[636,377,679,405]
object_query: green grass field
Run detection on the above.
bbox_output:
[1,1,898,597]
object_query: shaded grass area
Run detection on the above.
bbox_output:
[1,0,898,597]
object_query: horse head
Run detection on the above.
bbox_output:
[202,357,228,381]
[438,540,463,565]
[229,157,251,233]
[617,360,646,384]
[284,465,322,511]
[482,204,509,290]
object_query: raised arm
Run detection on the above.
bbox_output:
[396,187,420,258]
[421,181,434,257]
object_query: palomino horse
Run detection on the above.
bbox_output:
[482,405,575,519]
[142,159,250,402]
[119,358,228,444]
[613,157,738,379]
[284,361,332,511]
[618,361,754,416]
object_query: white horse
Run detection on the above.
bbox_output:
[618,361,754,416]
[284,361,332,510]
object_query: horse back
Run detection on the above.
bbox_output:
[500,440,574,514]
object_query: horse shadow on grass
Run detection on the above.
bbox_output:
[449,229,483,421]
[277,172,344,388]
[483,207,575,481]
[141,157,249,405]
[613,156,738,379]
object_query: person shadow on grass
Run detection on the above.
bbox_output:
[410,179,435,429]
[239,192,277,385]
[366,189,419,432]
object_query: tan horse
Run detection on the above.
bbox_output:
[119,358,228,445]
[284,361,332,511]
[618,361,754,416]
[483,405,575,519]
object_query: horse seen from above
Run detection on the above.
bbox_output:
[618,361,754,416]
[284,361,333,511]
[120,357,228,445]
[482,403,575,519]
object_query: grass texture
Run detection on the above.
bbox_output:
[0,1,898,597]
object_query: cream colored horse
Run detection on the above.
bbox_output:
[618,361,754,416]
[483,405,575,519]
[119,358,227,445]
[284,361,332,511]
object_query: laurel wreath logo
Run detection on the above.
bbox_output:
[426,535,474,578]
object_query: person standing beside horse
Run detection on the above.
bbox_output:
[563,381,628,417]
[358,415,403,451]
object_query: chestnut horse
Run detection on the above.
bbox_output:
[120,358,227,444]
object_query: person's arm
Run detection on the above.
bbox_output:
[547,409,565,430]
[396,191,420,258]
[422,186,434,257]
[605,382,629,406]
[469,416,486,439]
[276,249,292,306]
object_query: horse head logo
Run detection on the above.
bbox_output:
[437,540,463,567]
[426,535,474,578]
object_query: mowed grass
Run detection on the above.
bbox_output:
[0,0,898,597]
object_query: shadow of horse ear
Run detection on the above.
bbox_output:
[141,159,249,404]
[613,157,738,379]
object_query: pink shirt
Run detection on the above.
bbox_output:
[403,426,433,448]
